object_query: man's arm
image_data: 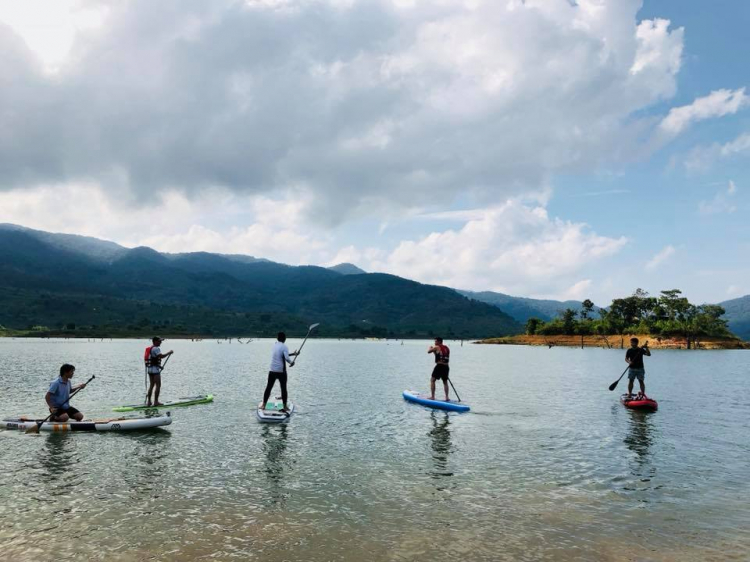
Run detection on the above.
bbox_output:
[158,350,174,359]
[427,346,437,354]
[45,391,56,412]
[642,346,651,356]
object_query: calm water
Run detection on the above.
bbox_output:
[1,338,748,561]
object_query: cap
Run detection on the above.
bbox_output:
[152,336,164,343]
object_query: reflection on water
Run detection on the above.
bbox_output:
[38,434,82,498]
[261,424,290,506]
[428,412,453,481]
[126,431,173,501]
[623,410,658,491]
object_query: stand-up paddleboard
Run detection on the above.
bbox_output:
[621,394,658,411]
[3,413,172,432]
[403,390,470,412]
[257,398,295,423]
[113,394,214,412]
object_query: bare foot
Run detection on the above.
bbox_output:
[429,395,435,400]
[154,402,164,406]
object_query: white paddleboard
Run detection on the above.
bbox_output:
[257,398,294,423]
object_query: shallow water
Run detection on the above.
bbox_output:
[1,338,748,561]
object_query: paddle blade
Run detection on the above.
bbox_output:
[608,380,619,391]
[25,423,42,434]
[309,323,320,331]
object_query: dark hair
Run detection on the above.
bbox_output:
[277,332,286,342]
[60,364,75,377]
[435,337,443,343]
[630,337,639,344]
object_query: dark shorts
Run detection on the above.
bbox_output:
[51,406,80,420]
[431,364,450,381]
[628,368,645,382]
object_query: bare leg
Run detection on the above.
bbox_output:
[639,379,646,396]
[73,411,84,421]
[153,374,162,405]
[443,380,450,401]
[430,378,436,400]
[627,379,634,397]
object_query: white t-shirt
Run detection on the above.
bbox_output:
[269,341,292,372]
[148,346,162,374]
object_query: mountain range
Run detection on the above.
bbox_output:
[1,224,747,340]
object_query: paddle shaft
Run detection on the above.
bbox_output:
[30,375,95,433]
[447,377,462,402]
[608,366,629,391]
[294,324,319,360]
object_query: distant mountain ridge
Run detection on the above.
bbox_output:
[718,295,750,341]
[0,224,520,338]
[459,290,600,323]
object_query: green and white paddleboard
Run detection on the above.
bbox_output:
[113,394,214,412]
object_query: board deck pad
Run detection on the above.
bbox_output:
[113,394,213,412]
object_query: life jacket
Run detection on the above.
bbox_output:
[434,344,450,365]
[144,346,161,368]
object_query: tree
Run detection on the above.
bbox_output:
[562,309,577,335]
[525,318,543,335]
[580,299,595,321]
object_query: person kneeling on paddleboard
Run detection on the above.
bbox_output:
[45,364,87,422]
[146,337,174,407]
[428,337,450,401]
[261,332,299,414]
[625,338,650,398]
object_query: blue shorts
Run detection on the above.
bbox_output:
[628,368,645,382]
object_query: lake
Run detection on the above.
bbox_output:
[1,338,748,561]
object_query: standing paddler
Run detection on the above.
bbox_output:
[625,337,650,398]
[145,336,174,407]
[261,332,299,414]
[428,337,451,401]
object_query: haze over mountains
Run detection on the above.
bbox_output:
[1,224,747,340]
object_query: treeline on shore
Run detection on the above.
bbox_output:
[524,289,737,348]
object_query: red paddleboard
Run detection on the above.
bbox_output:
[621,394,658,411]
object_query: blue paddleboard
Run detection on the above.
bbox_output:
[403,390,470,412]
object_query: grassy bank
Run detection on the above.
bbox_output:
[477,334,749,350]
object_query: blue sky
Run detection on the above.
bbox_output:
[0,0,747,306]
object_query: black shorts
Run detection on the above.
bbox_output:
[431,364,450,381]
[52,406,80,420]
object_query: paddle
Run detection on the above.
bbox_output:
[291,323,320,364]
[608,366,629,392]
[27,375,95,434]
[447,377,462,402]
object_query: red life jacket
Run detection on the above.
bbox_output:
[144,346,154,367]
[434,344,450,364]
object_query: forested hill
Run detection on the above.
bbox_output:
[0,225,521,338]
[719,295,750,341]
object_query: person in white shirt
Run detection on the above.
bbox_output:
[261,332,299,413]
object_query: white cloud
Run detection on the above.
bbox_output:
[363,200,627,297]
[0,184,331,265]
[698,179,738,215]
[561,279,594,301]
[645,245,675,270]
[659,88,748,136]
[685,132,750,172]
[0,0,688,223]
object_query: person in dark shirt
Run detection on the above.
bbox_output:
[625,337,651,397]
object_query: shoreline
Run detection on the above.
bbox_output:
[477,334,749,350]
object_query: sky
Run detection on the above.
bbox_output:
[0,0,748,306]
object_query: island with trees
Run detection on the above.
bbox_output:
[479,289,749,349]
